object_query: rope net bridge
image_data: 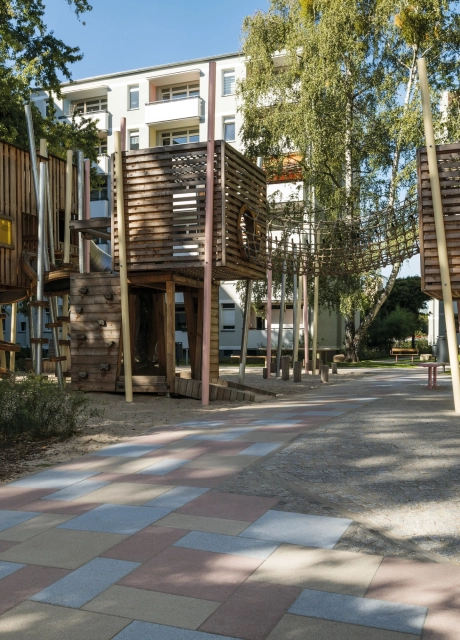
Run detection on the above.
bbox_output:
[240,196,420,277]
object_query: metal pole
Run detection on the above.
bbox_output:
[9,303,17,371]
[201,60,216,406]
[418,57,460,413]
[114,131,133,403]
[36,162,46,375]
[266,267,273,377]
[293,246,299,362]
[303,274,308,372]
[239,279,253,384]
[40,138,55,265]
[77,151,84,274]
[276,260,286,377]
[84,159,91,273]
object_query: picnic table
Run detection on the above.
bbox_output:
[417,362,447,390]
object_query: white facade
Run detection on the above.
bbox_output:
[28,52,344,357]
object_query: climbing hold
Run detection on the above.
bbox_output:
[100,363,110,372]
[78,372,88,379]
[103,292,113,301]
[76,334,86,341]
[105,341,115,348]
[98,320,106,327]
[78,287,88,294]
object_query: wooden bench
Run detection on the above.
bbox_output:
[390,348,419,362]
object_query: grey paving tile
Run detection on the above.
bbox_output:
[144,486,210,508]
[0,561,25,579]
[288,589,427,635]
[240,510,352,549]
[57,504,172,535]
[91,443,164,458]
[238,443,283,456]
[178,422,225,427]
[44,480,111,501]
[0,510,39,532]
[30,557,140,608]
[9,470,101,489]
[136,459,191,475]
[112,621,241,639]
[185,428,259,442]
[251,420,302,426]
[174,531,279,559]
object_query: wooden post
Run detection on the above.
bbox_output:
[418,57,460,414]
[293,360,302,382]
[64,150,72,266]
[84,159,91,273]
[276,261,286,377]
[120,117,127,152]
[266,267,272,377]
[239,279,253,384]
[195,289,204,380]
[166,280,176,393]
[281,355,290,381]
[293,247,299,363]
[201,60,216,406]
[303,274,308,372]
[321,364,329,383]
[77,151,84,274]
[35,162,46,375]
[312,272,319,380]
[0,309,5,369]
[9,303,17,371]
[184,292,197,378]
[153,293,166,376]
[114,130,133,403]
[332,362,338,374]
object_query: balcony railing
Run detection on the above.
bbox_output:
[60,110,109,133]
[145,96,202,126]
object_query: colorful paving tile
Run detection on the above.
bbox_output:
[57,504,173,535]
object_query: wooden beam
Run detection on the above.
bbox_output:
[166,280,176,393]
[70,217,111,231]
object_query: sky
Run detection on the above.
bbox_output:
[45,0,268,80]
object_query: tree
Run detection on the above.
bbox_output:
[0,0,100,164]
[238,0,460,360]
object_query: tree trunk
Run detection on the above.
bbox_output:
[344,313,359,361]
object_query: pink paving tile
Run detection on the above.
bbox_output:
[136,468,239,488]
[0,565,70,615]
[100,526,189,563]
[118,546,261,601]
[14,500,99,515]
[0,488,53,510]
[200,581,301,640]
[54,456,96,471]
[0,540,19,552]
[366,558,460,640]
[132,431,192,444]
[176,492,279,521]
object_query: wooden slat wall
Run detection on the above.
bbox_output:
[112,141,267,282]
[0,140,78,293]
[418,143,460,299]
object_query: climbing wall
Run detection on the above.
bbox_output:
[70,273,122,392]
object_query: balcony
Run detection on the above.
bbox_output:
[145,96,202,127]
[60,110,109,135]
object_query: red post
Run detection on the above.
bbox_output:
[266,268,272,377]
[84,159,91,272]
[303,274,308,372]
[120,117,127,152]
[201,61,216,406]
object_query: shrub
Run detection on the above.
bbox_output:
[0,374,102,443]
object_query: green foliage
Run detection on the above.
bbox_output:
[367,306,418,350]
[0,375,101,443]
[0,0,99,165]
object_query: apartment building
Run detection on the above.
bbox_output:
[12,52,344,358]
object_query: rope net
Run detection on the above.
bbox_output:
[243,196,420,277]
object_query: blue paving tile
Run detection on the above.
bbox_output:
[143,486,210,508]
[251,420,301,426]
[44,480,111,501]
[240,510,352,549]
[136,459,191,476]
[174,531,279,559]
[112,621,241,640]
[91,443,164,458]
[238,443,283,456]
[0,561,26,579]
[57,504,172,535]
[30,557,140,608]
[288,589,427,635]
[9,469,101,489]
[0,510,39,532]
[185,427,259,442]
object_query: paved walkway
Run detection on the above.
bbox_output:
[0,370,458,639]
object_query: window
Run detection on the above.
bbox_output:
[223,70,235,96]
[223,116,236,142]
[161,129,199,146]
[160,83,199,101]
[221,303,235,331]
[71,96,107,115]
[20,322,26,332]
[256,316,266,330]
[0,216,13,246]
[90,176,108,201]
[129,86,139,110]
[95,138,108,155]
[129,131,140,150]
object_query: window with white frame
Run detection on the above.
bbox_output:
[223,70,235,96]
[71,96,107,115]
[129,86,139,110]
[221,303,236,331]
[90,175,108,201]
[161,129,199,146]
[160,83,199,101]
[129,131,140,150]
[223,116,236,142]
